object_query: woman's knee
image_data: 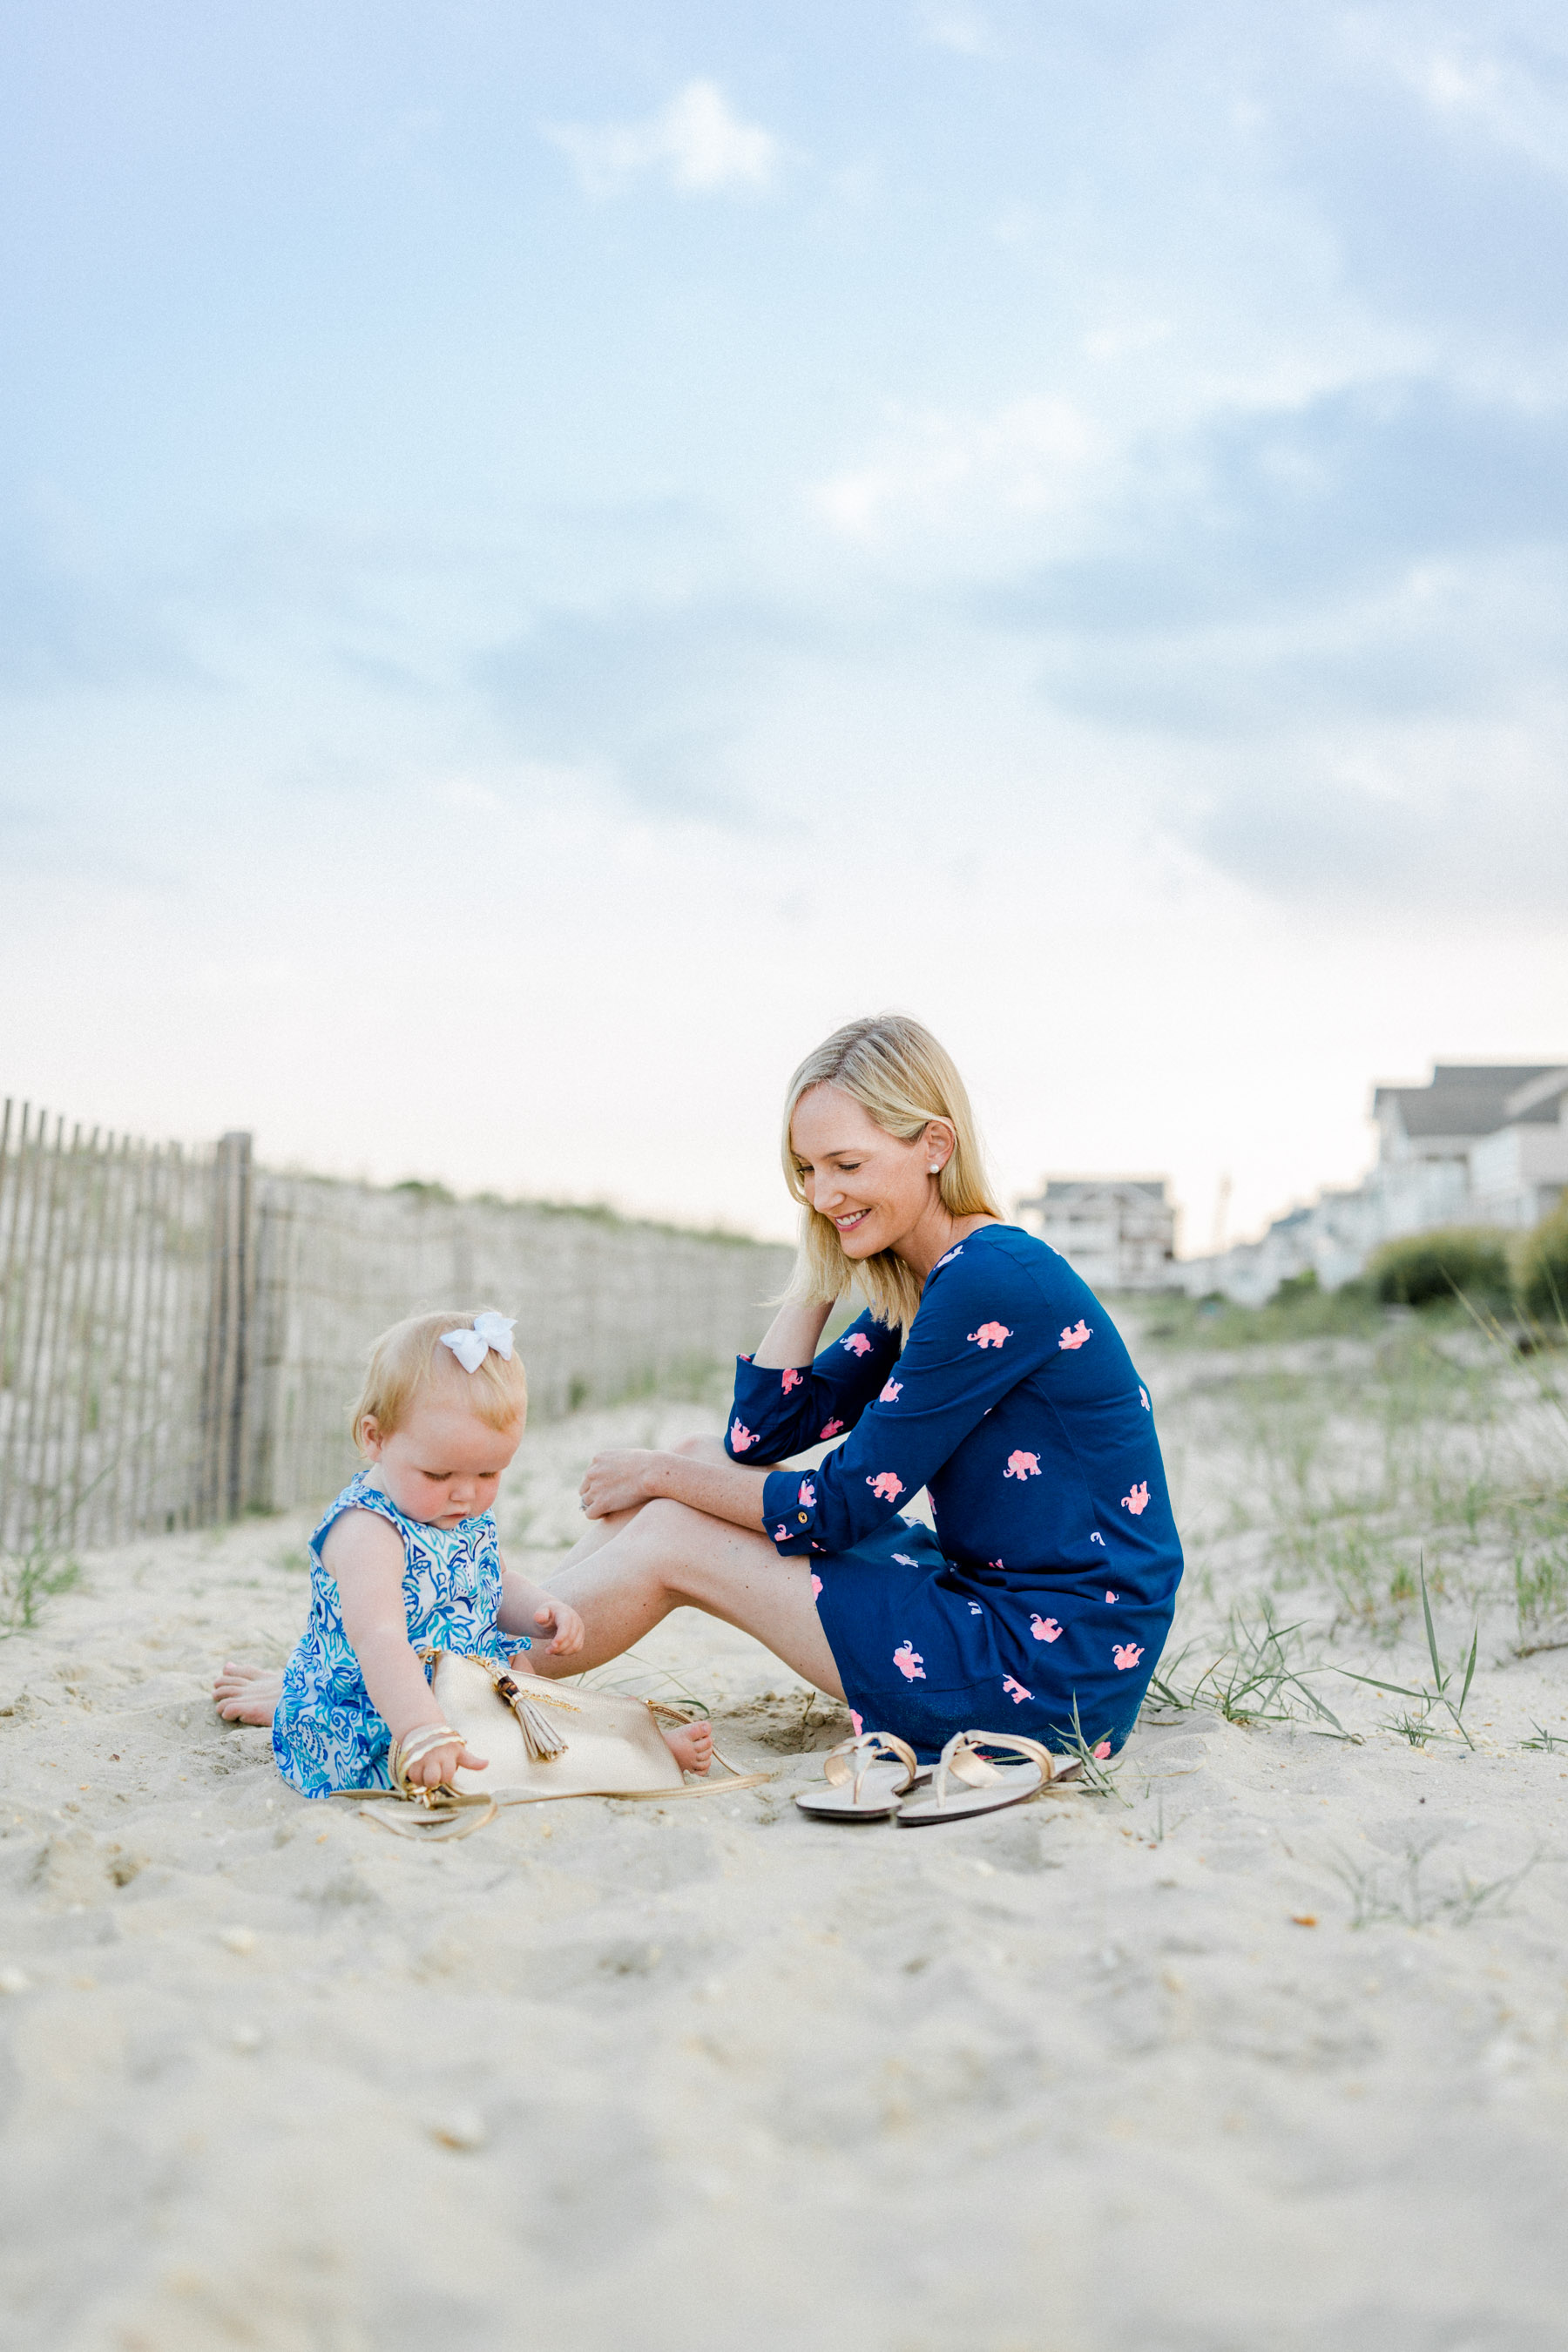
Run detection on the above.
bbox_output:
[632,1494,711,1545]
[630,1496,756,1598]
[673,1432,730,1464]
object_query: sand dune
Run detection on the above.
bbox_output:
[3,1345,1567,2352]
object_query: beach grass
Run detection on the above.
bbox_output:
[1135,1292,1568,1710]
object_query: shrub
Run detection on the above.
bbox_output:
[1518,1199,1568,1327]
[1367,1227,1512,1311]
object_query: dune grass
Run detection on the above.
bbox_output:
[1135,1294,1568,1723]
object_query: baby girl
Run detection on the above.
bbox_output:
[213,1308,712,1794]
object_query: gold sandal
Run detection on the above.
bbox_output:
[794,1731,928,1821]
[893,1731,1081,1827]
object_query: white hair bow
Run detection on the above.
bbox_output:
[439,1312,517,1373]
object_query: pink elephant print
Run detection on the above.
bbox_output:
[1121,1481,1150,1517]
[1113,1642,1145,1671]
[1106,1590,1117,1604]
[841,1332,873,1356]
[1093,1740,1112,1760]
[968,1321,1011,1349]
[893,1552,917,1566]
[820,1417,843,1439]
[774,1524,787,1542]
[1002,1674,1031,1705]
[810,1573,823,1598]
[729,1419,757,1452]
[1058,1321,1093,1350]
[1004,1450,1041,1481]
[1139,1385,1150,1411]
[798,1479,815,1509]
[850,1710,864,1735]
[867,1471,905,1502]
[1031,1614,1063,1643]
[880,1378,902,1403]
[781,1366,803,1394]
[988,1558,1004,1571]
[1089,1531,1106,1548]
[893,1640,926,1682]
[935,1245,963,1268]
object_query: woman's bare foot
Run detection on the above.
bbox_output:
[213,1660,284,1725]
[662,1720,713,1776]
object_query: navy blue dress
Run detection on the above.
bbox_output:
[726,1224,1182,1760]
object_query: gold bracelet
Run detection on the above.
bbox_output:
[390,1723,464,1794]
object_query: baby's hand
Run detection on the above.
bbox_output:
[534,1597,585,1658]
[402,1736,489,1789]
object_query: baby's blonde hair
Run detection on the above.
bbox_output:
[780,1013,1001,1335]
[351,1309,528,1452]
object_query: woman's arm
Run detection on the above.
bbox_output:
[578,1448,768,1533]
[748,1297,834,1369]
[325,1511,489,1785]
[726,1307,902,1461]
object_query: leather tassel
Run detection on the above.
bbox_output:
[494,1671,570,1762]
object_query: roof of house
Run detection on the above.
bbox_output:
[1504,1067,1568,1123]
[1372,1064,1565,1139]
[1017,1177,1171,1208]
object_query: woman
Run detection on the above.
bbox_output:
[218,1014,1182,1767]
[540,1012,1183,1763]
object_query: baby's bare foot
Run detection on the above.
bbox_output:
[663,1720,713,1776]
[213,1660,284,1725]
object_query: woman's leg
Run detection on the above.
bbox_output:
[548,1435,754,1573]
[533,1496,845,1699]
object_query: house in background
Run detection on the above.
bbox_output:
[1180,1063,1568,1305]
[1398,1066,1568,1231]
[1015,1177,1178,1294]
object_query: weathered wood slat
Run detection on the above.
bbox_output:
[0,1103,793,1552]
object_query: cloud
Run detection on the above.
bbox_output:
[544,80,785,200]
[815,398,1102,537]
[1171,727,1568,913]
[947,374,1568,912]
[472,597,820,819]
[916,4,1001,57]
[978,380,1568,639]
[1350,16,1568,183]
[0,523,196,694]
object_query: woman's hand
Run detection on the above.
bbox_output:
[531,1595,585,1658]
[578,1447,665,1520]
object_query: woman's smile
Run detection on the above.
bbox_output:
[831,1206,872,1232]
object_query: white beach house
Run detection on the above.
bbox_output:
[1180,1063,1568,1305]
[1014,1177,1179,1294]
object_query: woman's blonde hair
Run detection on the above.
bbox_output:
[350,1309,528,1451]
[780,1014,1001,1334]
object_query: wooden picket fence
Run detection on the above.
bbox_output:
[0,1103,792,1557]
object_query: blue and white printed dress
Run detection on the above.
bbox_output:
[272,1470,526,1798]
[727,1223,1183,1761]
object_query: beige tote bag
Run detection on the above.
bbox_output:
[355,1651,764,1837]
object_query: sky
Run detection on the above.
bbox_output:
[3,0,1565,1250]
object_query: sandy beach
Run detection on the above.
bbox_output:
[3,1318,1568,2352]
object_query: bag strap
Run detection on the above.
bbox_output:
[347,1788,499,1841]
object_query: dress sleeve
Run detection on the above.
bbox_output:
[724,1309,902,1462]
[760,1247,1053,1555]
